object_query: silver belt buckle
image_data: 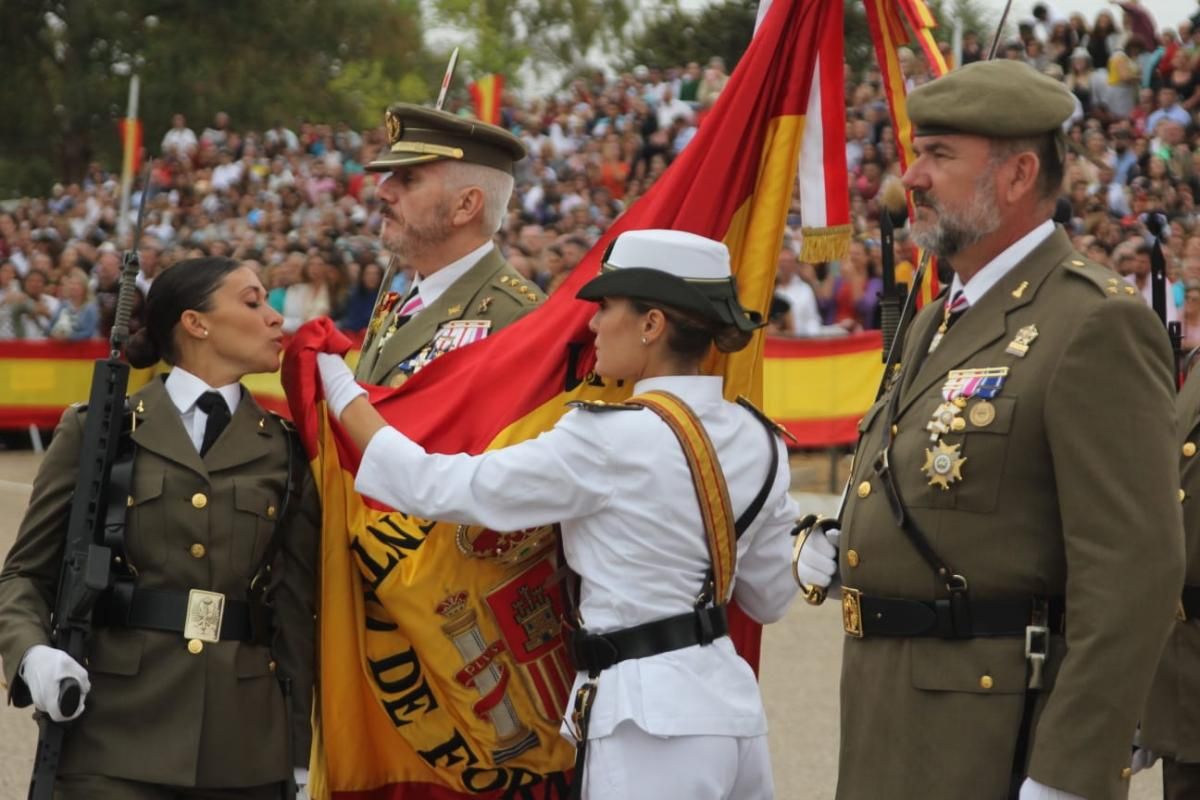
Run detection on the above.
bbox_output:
[184,589,225,643]
[1024,623,1049,690]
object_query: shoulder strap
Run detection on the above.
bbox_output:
[248,416,306,598]
[734,396,784,537]
[626,390,736,605]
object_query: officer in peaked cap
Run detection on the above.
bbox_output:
[791,58,1184,800]
[354,102,545,386]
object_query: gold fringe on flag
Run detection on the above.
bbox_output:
[801,224,851,263]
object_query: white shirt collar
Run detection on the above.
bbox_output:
[949,220,1055,307]
[164,366,242,417]
[633,375,725,407]
[411,241,494,309]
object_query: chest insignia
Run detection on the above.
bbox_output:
[1005,324,1039,358]
[447,304,463,316]
[477,296,493,314]
[923,440,967,490]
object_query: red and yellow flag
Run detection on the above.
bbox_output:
[284,1,846,797]
[468,74,505,126]
[864,0,946,306]
[117,117,143,186]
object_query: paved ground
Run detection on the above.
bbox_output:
[0,449,1163,798]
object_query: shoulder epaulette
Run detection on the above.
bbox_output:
[494,273,544,306]
[736,395,798,445]
[1062,255,1139,299]
[567,399,642,412]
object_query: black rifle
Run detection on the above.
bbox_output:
[1145,211,1184,389]
[27,166,152,800]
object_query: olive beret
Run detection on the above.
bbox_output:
[907,60,1075,139]
[366,103,527,174]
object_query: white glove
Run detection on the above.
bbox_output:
[19,644,90,723]
[1017,778,1085,800]
[796,526,840,589]
[1131,746,1158,775]
[317,352,366,420]
[294,766,310,800]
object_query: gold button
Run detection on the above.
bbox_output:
[126,495,134,507]
[1185,442,1197,458]
[891,424,899,435]
[1182,489,1187,503]
[979,675,993,690]
[189,543,206,559]
[857,481,871,498]
[268,660,277,673]
[1106,286,1118,294]
[1071,259,1085,266]
[847,549,860,567]
[267,505,277,519]
[187,639,204,655]
[191,492,208,509]
[1120,767,1132,780]
[1124,286,1136,295]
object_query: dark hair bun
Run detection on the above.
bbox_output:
[125,327,161,369]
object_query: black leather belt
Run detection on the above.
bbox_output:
[1180,585,1200,621]
[843,591,1065,639]
[95,585,271,643]
[568,606,728,674]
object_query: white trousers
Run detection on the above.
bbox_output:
[582,720,775,800]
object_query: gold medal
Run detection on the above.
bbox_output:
[923,440,966,489]
[969,400,996,428]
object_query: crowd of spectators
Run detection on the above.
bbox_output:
[5,2,1200,352]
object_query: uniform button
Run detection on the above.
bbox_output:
[267,505,277,519]
[187,639,204,655]
[191,492,208,509]
[979,675,993,690]
[857,481,871,498]
[1120,767,1132,780]
[268,660,277,673]
[1185,442,1197,458]
[1182,489,1188,503]
[189,543,206,559]
[891,424,898,435]
[847,549,860,567]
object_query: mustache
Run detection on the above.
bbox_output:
[911,191,935,208]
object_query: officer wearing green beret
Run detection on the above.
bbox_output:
[793,59,1184,799]
[1139,367,1200,797]
[355,103,546,387]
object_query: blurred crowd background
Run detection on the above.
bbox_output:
[3,1,1200,349]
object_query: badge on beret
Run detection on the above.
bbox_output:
[923,440,966,490]
[1005,324,1038,358]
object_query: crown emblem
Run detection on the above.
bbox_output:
[511,585,558,653]
[435,590,469,619]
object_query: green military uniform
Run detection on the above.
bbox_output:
[1142,368,1200,798]
[355,247,542,386]
[831,60,1185,800]
[0,377,319,793]
[354,102,543,385]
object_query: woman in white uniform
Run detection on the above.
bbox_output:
[318,229,800,800]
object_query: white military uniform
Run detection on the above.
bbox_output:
[356,373,799,800]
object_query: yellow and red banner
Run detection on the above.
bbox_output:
[864,0,946,306]
[282,1,847,797]
[118,117,143,184]
[468,75,505,126]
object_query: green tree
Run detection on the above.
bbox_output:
[431,0,633,82]
[624,0,757,74]
[0,0,438,197]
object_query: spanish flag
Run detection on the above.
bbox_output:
[284,1,847,797]
[468,74,505,126]
[864,0,946,306]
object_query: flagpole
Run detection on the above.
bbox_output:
[117,73,140,245]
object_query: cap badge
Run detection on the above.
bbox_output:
[385,111,403,145]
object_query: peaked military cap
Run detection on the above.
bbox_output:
[366,103,527,174]
[907,59,1075,139]
[577,229,764,332]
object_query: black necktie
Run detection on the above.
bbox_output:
[195,391,231,456]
